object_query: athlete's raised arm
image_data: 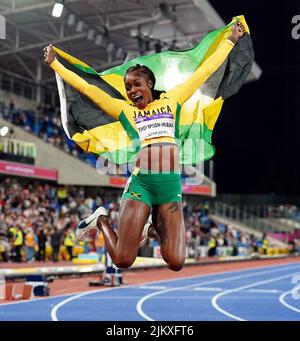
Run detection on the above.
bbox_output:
[44,44,125,120]
[167,22,246,105]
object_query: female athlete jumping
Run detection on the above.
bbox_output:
[44,22,245,271]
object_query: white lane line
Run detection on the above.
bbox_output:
[279,291,300,314]
[51,286,122,321]
[0,289,103,307]
[136,264,300,321]
[248,289,281,293]
[211,272,298,321]
[138,286,168,290]
[193,287,223,292]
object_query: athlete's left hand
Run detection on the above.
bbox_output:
[229,22,246,43]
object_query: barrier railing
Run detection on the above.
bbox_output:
[211,202,290,243]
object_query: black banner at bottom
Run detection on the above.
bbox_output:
[0,321,298,339]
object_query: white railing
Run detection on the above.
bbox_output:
[211,202,290,235]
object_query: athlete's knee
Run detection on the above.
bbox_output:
[114,259,134,269]
[168,257,185,272]
[114,252,135,269]
[168,263,184,272]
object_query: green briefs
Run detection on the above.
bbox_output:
[121,170,182,207]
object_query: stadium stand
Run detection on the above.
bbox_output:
[0,102,97,168]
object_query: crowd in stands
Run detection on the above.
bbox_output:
[0,177,299,263]
[0,178,118,263]
[0,101,97,167]
[182,201,271,258]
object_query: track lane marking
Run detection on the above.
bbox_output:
[136,264,300,321]
[211,272,298,321]
[279,291,300,314]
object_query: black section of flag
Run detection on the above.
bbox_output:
[58,57,125,100]
[216,33,254,100]
[57,57,126,136]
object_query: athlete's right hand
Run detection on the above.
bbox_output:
[43,44,57,65]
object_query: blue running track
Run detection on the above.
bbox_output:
[0,262,300,321]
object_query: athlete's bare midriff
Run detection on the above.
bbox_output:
[136,143,180,172]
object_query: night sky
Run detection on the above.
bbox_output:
[209,0,300,195]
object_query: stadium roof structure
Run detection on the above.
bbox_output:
[0,0,262,89]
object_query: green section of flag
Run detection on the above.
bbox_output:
[73,64,98,75]
[71,23,232,87]
[99,25,229,90]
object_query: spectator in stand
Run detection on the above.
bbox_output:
[231,238,239,256]
[51,227,62,262]
[208,236,217,257]
[296,239,300,254]
[95,232,104,262]
[25,227,36,262]
[57,186,68,206]
[37,227,47,261]
[64,228,75,260]
[9,100,15,112]
[0,235,9,262]
[250,234,258,253]
[261,233,268,255]
[217,234,225,247]
[12,225,24,262]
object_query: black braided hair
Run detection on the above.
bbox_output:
[125,64,164,100]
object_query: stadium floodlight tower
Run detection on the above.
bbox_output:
[52,0,65,18]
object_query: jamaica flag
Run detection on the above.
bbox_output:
[54,15,253,165]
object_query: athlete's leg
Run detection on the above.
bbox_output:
[98,199,150,268]
[152,202,186,271]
